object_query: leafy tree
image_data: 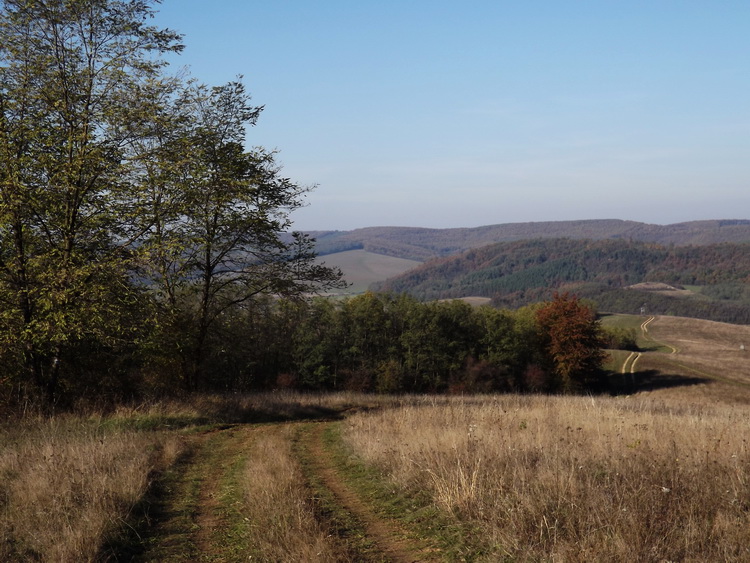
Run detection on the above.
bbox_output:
[535,292,607,392]
[140,80,343,391]
[400,299,480,391]
[475,306,526,390]
[0,0,181,401]
[339,292,395,390]
[0,0,343,400]
[292,297,345,389]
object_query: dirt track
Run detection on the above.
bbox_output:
[128,419,437,562]
[298,422,438,562]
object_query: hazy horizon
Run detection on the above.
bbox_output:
[298,217,750,233]
[154,1,750,231]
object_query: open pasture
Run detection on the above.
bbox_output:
[342,394,750,561]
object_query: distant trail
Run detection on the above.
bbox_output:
[630,352,642,372]
[622,351,642,374]
[640,316,678,354]
[640,316,655,336]
[622,352,635,374]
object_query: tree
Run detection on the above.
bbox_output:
[0,0,182,401]
[292,297,344,390]
[140,80,343,391]
[535,292,607,392]
[0,0,342,400]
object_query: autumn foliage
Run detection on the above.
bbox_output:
[535,292,608,391]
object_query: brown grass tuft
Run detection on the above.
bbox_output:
[343,395,750,561]
[240,425,343,561]
[0,416,182,562]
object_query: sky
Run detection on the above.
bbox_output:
[152,1,749,231]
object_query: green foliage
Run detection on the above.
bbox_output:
[214,292,608,396]
[137,80,343,391]
[0,0,182,401]
[602,326,639,351]
[0,0,342,404]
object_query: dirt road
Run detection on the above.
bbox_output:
[125,419,439,562]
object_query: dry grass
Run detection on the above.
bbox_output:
[601,314,750,405]
[240,425,343,561]
[0,415,183,562]
[342,395,750,561]
[0,391,384,561]
[4,380,748,561]
[647,316,750,386]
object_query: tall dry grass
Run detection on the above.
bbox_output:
[239,425,343,561]
[343,395,750,561]
[0,392,371,562]
[0,415,183,562]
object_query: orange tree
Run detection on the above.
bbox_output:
[535,292,608,392]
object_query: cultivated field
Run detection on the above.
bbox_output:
[316,249,421,294]
[2,316,750,561]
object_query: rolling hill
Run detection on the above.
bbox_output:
[315,250,421,295]
[309,219,750,261]
[372,238,750,324]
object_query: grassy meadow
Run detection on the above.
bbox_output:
[341,394,750,561]
[0,412,184,561]
[2,316,750,561]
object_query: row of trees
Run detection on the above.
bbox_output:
[168,291,609,396]
[0,0,342,404]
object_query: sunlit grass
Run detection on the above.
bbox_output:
[0,416,183,562]
[342,394,750,561]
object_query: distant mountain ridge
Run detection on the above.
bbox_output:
[309,219,750,261]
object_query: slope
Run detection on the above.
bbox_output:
[374,238,750,323]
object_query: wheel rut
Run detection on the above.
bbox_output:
[129,419,440,561]
[300,421,440,562]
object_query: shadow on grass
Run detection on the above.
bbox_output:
[608,369,710,396]
[98,446,198,562]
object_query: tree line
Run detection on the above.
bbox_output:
[173,291,611,397]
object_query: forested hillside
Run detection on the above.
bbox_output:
[374,239,750,324]
[311,219,750,261]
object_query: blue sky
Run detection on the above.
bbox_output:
[153,1,749,231]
